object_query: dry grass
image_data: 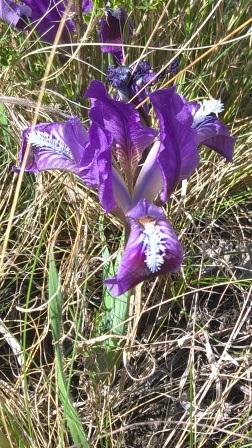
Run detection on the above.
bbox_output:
[0,0,252,447]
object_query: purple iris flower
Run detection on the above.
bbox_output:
[15,80,234,295]
[0,0,93,43]
[17,117,120,210]
[99,7,132,64]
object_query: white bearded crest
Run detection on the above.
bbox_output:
[193,98,224,127]
[141,221,167,273]
[27,130,72,159]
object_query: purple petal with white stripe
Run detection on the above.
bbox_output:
[190,98,234,161]
[16,118,87,175]
[15,117,131,214]
[105,199,183,296]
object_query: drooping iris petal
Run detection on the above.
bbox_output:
[85,80,156,176]
[0,0,31,28]
[16,118,87,175]
[105,199,183,296]
[196,117,234,161]
[99,7,131,64]
[134,87,197,204]
[15,117,130,214]
[189,99,234,161]
[61,117,89,164]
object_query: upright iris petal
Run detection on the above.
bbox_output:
[99,7,131,64]
[86,80,156,182]
[133,87,197,205]
[105,199,183,296]
[189,98,234,161]
[80,123,116,213]
[151,87,198,198]
[79,122,131,214]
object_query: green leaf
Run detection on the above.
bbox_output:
[93,216,130,375]
[48,255,90,448]
[0,103,11,148]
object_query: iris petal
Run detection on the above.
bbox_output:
[189,98,234,161]
[86,80,156,176]
[143,87,197,202]
[105,199,183,296]
[82,123,132,213]
[22,0,75,43]
[17,118,86,174]
[194,116,234,161]
[0,0,92,43]
[0,0,31,28]
[133,141,163,204]
[80,123,116,213]
[99,7,131,64]
[16,116,130,214]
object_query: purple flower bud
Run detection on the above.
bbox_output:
[99,7,132,64]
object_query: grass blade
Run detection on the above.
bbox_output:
[48,254,90,448]
[0,432,11,448]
